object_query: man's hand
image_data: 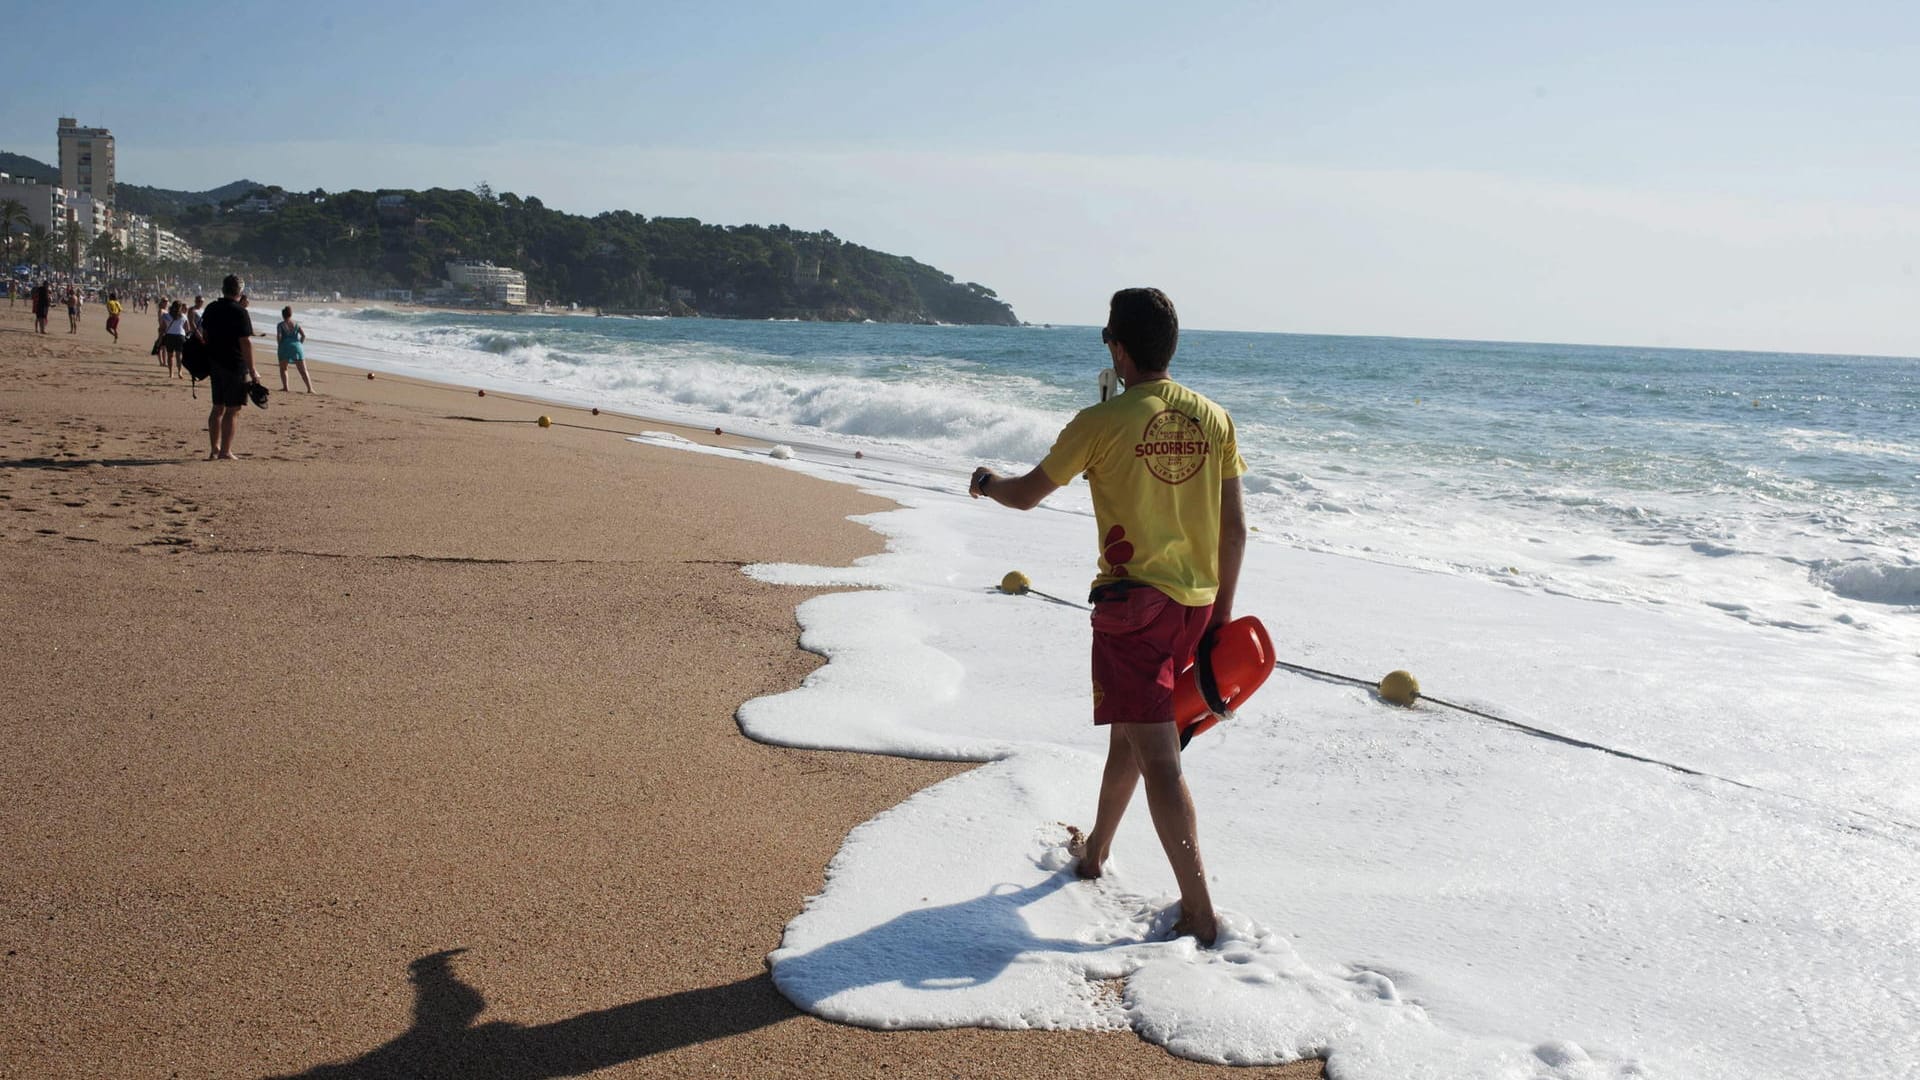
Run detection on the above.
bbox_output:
[1206,605,1234,633]
[969,466,1060,510]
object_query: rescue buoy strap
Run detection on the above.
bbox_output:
[1196,627,1231,718]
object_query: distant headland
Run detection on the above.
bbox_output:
[2,147,1019,325]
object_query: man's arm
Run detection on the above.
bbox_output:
[241,337,258,382]
[1210,476,1247,630]
[969,465,1062,511]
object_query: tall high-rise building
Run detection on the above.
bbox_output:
[57,117,114,208]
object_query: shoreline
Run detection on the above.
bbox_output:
[0,304,1321,1077]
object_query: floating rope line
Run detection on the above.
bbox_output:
[997,570,1920,839]
[445,415,664,438]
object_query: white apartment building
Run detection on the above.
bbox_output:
[446,259,528,306]
[57,117,114,207]
[68,192,110,240]
[0,175,71,232]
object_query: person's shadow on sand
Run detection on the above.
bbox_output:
[771,870,1107,1001]
[270,871,1115,1079]
[266,948,790,1079]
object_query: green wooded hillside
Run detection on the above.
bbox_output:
[184,185,1017,324]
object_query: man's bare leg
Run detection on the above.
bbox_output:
[1071,726,1143,879]
[207,405,223,459]
[217,406,239,459]
[1124,722,1218,946]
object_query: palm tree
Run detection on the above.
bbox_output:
[88,232,119,280]
[0,199,27,268]
[60,223,83,275]
[25,224,50,272]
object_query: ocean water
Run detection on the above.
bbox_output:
[302,308,1920,1077]
[302,308,1920,653]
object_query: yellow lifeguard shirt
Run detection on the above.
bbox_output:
[1039,378,1246,606]
[106,299,122,316]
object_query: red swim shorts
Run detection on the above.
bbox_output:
[1090,585,1213,726]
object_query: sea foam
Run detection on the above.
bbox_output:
[289,310,1919,1075]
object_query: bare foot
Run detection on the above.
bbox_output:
[206,450,219,461]
[1170,907,1218,948]
[1065,825,1105,880]
[216,452,238,461]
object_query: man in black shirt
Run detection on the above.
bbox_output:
[200,275,260,461]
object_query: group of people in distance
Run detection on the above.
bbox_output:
[143,275,316,460]
[151,288,313,394]
[23,280,84,335]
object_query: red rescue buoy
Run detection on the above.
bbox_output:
[1174,616,1276,748]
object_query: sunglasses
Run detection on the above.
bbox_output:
[1101,326,1115,345]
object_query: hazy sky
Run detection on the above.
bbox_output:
[7,1,1917,354]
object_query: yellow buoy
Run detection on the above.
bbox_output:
[999,570,1031,595]
[538,415,552,428]
[1379,670,1420,706]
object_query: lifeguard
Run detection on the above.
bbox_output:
[969,287,1247,947]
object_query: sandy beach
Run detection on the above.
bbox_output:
[0,303,1320,1078]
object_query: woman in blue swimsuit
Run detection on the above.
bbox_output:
[277,306,314,392]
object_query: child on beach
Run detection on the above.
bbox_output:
[65,287,80,333]
[969,287,1246,947]
[276,306,313,392]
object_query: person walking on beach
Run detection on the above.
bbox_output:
[187,295,205,338]
[66,286,81,333]
[199,276,259,460]
[276,306,313,392]
[30,280,51,333]
[968,287,1246,947]
[160,301,188,377]
[105,292,122,342]
[155,299,173,369]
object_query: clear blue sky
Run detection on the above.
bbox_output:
[7,1,1917,354]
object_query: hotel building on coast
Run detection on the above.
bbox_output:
[445,259,529,307]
